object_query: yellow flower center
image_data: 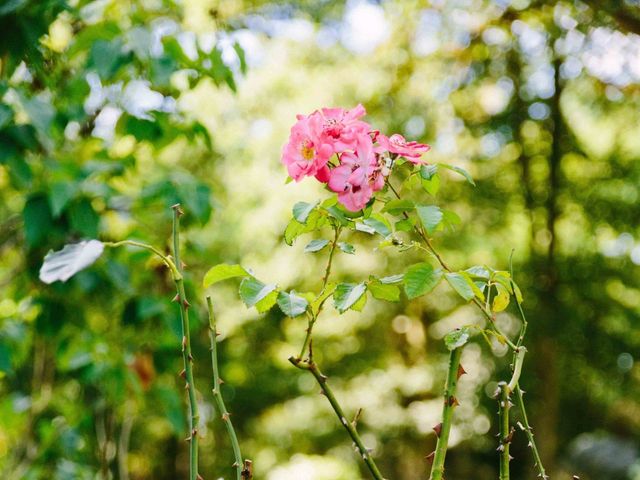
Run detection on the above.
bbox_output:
[301,141,314,161]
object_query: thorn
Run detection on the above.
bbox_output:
[197,475,204,480]
[433,423,442,438]
[232,462,239,468]
[447,396,460,407]
[188,354,193,362]
[457,364,467,379]
[185,382,190,390]
[218,378,225,385]
[241,460,253,479]
[183,299,191,309]
[179,369,186,379]
[171,203,184,216]
[504,427,515,444]
[185,435,192,442]
[425,451,435,463]
[509,455,514,461]
[172,293,180,302]
[351,408,363,428]
[182,336,187,350]
[222,412,231,421]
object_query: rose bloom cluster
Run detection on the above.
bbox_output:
[281,105,430,211]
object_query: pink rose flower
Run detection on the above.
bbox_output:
[328,136,384,211]
[319,104,372,152]
[377,133,430,163]
[282,112,333,181]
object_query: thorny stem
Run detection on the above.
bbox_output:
[297,225,341,361]
[290,225,384,479]
[508,261,548,478]
[498,383,512,480]
[288,357,385,480]
[429,347,463,480]
[172,205,200,480]
[387,180,546,476]
[206,297,244,480]
[514,385,548,480]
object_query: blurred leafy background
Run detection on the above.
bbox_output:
[1,0,640,479]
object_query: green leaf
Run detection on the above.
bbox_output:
[394,218,414,232]
[277,291,309,317]
[421,175,440,196]
[304,239,329,253]
[355,222,376,234]
[69,198,100,238]
[404,263,442,299]
[363,214,392,237]
[445,272,475,301]
[0,104,13,129]
[442,210,461,230]
[88,39,127,79]
[420,164,438,180]
[444,326,472,350]
[439,163,475,186]
[284,210,324,245]
[492,283,510,312]
[512,281,524,304]
[333,283,367,313]
[284,218,304,245]
[324,204,350,225]
[311,283,336,316]
[382,199,414,215]
[23,194,53,248]
[255,289,278,313]
[239,277,277,309]
[379,274,404,284]
[233,42,247,74]
[416,205,443,234]
[337,242,355,254]
[292,201,318,223]
[466,266,490,279]
[39,240,105,284]
[203,264,249,288]
[368,279,400,302]
[49,181,77,217]
[350,290,368,311]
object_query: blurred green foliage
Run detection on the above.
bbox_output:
[1,1,640,480]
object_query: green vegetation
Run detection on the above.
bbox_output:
[1,1,640,479]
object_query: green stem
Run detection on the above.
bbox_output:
[104,240,181,280]
[289,224,384,478]
[387,182,517,351]
[514,385,548,479]
[172,205,199,480]
[498,383,512,480]
[508,271,548,479]
[429,347,462,480]
[297,225,341,361]
[206,297,244,480]
[288,357,385,480]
